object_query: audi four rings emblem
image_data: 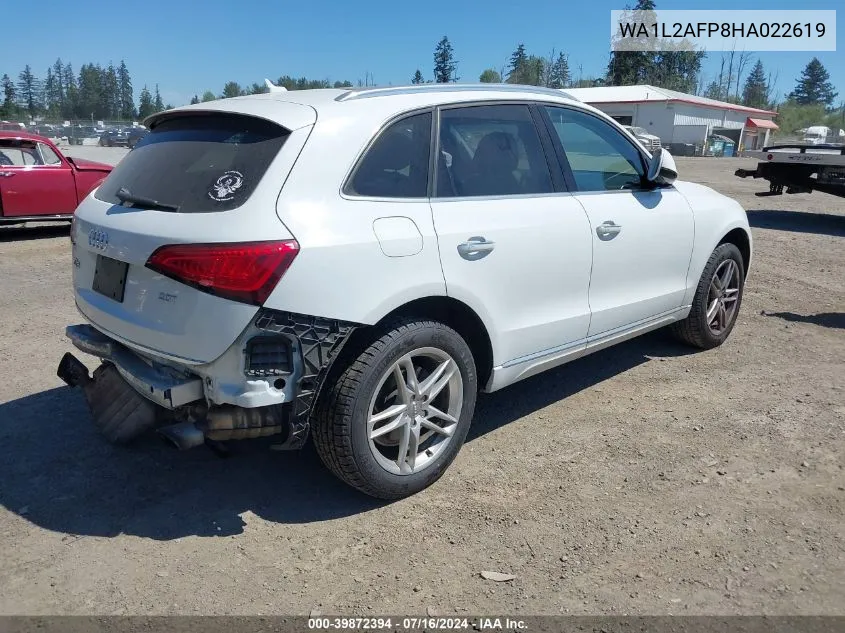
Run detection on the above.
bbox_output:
[88,229,109,251]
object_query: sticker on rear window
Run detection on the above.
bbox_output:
[208,171,245,202]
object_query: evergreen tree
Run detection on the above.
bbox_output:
[548,53,570,89]
[17,65,41,117]
[77,64,103,119]
[153,85,165,112]
[51,58,65,115]
[138,85,154,119]
[62,63,78,119]
[103,63,120,118]
[607,0,658,86]
[789,57,838,106]
[201,90,217,102]
[190,95,200,105]
[507,44,529,84]
[117,60,134,120]
[742,59,769,109]
[1,74,16,118]
[479,69,502,83]
[221,81,243,98]
[43,68,56,114]
[433,36,457,83]
[411,69,424,84]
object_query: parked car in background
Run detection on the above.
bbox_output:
[58,84,752,499]
[0,131,112,224]
[623,125,662,152]
[31,124,60,138]
[126,127,149,148]
[0,121,27,132]
[99,128,129,147]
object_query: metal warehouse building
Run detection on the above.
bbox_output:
[565,85,779,154]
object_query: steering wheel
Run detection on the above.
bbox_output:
[0,152,12,166]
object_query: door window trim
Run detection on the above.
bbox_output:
[431,100,564,200]
[538,104,661,194]
[340,106,435,201]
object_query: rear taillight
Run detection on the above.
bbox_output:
[145,240,299,305]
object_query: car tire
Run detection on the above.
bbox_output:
[312,319,478,499]
[671,242,745,349]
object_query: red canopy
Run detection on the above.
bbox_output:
[747,117,779,130]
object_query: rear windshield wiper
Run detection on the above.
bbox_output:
[115,186,180,212]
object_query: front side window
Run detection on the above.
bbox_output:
[544,106,646,192]
[346,112,432,198]
[437,104,552,197]
[39,143,62,165]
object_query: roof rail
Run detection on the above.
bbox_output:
[335,83,580,102]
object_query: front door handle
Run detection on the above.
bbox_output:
[457,236,495,260]
[596,221,622,241]
[0,171,15,178]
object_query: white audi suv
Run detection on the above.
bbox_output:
[58,84,752,499]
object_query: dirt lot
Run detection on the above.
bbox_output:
[0,150,842,616]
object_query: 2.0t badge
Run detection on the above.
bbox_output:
[88,228,109,251]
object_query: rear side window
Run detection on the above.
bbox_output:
[436,104,553,198]
[96,114,289,213]
[346,112,432,198]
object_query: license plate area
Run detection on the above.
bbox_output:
[92,255,129,303]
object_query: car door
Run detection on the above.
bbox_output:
[430,103,593,370]
[0,140,77,217]
[540,105,694,338]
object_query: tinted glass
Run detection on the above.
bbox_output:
[436,104,552,198]
[544,106,645,191]
[347,112,432,198]
[96,114,289,213]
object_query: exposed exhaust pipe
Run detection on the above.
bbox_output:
[157,421,206,451]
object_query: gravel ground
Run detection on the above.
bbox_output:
[0,150,842,615]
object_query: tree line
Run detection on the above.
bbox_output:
[0,59,172,122]
[188,75,356,105]
[416,0,841,134]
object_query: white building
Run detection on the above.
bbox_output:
[565,84,779,153]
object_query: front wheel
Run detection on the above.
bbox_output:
[312,319,478,499]
[672,242,745,349]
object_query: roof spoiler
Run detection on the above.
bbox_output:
[265,79,288,93]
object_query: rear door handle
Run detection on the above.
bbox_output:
[457,236,495,260]
[596,221,622,241]
[0,171,15,177]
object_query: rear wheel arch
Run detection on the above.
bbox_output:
[344,296,494,391]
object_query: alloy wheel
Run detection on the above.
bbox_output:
[706,259,741,335]
[367,347,463,475]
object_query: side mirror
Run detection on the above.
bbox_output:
[647,147,678,186]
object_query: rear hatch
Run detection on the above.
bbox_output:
[72,103,314,364]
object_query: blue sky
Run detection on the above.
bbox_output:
[4,0,842,108]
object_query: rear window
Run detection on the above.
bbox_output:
[96,114,289,213]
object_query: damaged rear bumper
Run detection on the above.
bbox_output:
[63,324,203,410]
[57,311,359,450]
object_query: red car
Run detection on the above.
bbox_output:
[0,131,112,224]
